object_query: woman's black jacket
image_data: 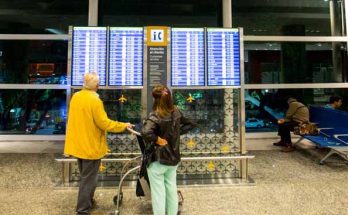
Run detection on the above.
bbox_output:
[141,107,196,166]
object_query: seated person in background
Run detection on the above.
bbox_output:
[273,97,309,152]
[324,95,342,110]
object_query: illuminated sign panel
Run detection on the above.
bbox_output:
[71,27,107,86]
[171,28,205,86]
[207,28,240,86]
[109,27,143,86]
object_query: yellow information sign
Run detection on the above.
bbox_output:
[146,26,168,46]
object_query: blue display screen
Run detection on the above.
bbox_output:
[109,27,143,86]
[171,28,205,86]
[207,28,240,86]
[71,27,107,86]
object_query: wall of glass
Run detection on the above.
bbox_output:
[0,0,347,141]
[233,0,343,36]
[0,40,67,84]
[244,88,348,132]
[244,42,348,84]
[0,89,67,134]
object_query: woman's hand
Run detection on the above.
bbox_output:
[157,136,168,146]
[125,123,134,128]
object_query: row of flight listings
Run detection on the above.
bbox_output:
[71,26,241,87]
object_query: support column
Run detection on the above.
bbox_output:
[222,0,234,151]
[330,0,344,82]
[222,0,232,28]
[89,0,98,26]
[222,0,248,180]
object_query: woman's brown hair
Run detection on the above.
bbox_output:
[152,84,174,117]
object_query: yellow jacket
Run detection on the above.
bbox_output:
[64,89,127,159]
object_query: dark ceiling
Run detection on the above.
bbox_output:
[0,0,337,35]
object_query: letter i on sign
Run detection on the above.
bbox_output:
[151,30,164,42]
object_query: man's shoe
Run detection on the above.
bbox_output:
[273,141,286,146]
[281,145,295,152]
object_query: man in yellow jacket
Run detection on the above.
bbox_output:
[64,72,133,215]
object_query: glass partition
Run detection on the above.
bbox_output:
[244,42,348,84]
[99,90,142,126]
[233,0,341,36]
[0,89,67,134]
[71,89,142,128]
[245,88,348,132]
[0,40,68,84]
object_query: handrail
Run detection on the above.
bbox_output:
[56,154,255,163]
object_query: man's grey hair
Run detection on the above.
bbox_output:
[83,72,99,90]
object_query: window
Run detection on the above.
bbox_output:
[244,42,347,84]
[245,88,348,132]
[233,0,342,36]
[0,40,68,84]
[0,89,67,134]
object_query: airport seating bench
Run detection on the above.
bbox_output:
[296,106,348,164]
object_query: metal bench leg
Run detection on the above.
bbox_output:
[293,136,304,146]
[319,150,336,165]
[62,162,70,186]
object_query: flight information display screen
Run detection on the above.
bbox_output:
[171,28,205,86]
[109,27,143,86]
[207,28,240,86]
[71,27,107,86]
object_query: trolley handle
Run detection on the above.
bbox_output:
[127,127,141,136]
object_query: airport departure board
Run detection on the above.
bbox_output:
[71,27,107,86]
[109,27,143,86]
[171,28,205,86]
[207,28,240,86]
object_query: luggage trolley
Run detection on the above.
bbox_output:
[113,128,183,215]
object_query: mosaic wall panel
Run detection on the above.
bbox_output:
[70,89,241,180]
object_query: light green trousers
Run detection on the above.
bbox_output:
[147,161,178,215]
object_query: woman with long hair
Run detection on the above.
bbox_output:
[141,84,196,215]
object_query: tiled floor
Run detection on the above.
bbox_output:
[1,140,348,214]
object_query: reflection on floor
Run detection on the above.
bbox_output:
[1,141,348,214]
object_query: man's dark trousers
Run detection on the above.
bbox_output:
[76,158,101,215]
